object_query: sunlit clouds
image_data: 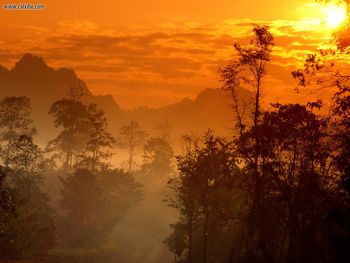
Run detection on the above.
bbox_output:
[0,1,348,108]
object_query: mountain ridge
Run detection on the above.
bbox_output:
[0,54,237,143]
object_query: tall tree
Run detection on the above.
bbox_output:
[79,104,116,172]
[49,99,115,172]
[244,104,335,262]
[291,31,350,262]
[0,99,56,260]
[167,150,198,263]
[118,121,147,172]
[220,25,274,134]
[60,169,101,246]
[0,97,36,167]
[0,166,15,247]
[164,222,188,263]
[98,168,143,229]
[142,136,174,183]
[59,168,143,246]
[7,134,45,177]
[166,132,237,263]
[220,25,274,261]
[48,99,91,170]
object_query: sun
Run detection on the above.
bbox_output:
[324,4,347,29]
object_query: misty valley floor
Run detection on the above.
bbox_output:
[0,184,173,263]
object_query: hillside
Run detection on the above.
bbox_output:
[0,54,239,144]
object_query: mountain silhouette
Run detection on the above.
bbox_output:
[0,54,242,145]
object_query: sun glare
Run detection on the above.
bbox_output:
[324,4,347,29]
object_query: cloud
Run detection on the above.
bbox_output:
[0,17,338,108]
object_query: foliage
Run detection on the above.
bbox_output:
[0,166,16,247]
[142,136,174,183]
[291,33,350,262]
[0,174,57,260]
[48,99,91,169]
[164,222,188,260]
[59,168,143,247]
[0,96,36,166]
[118,121,147,172]
[0,97,56,260]
[78,104,116,172]
[166,24,350,263]
[48,99,115,171]
[166,132,241,263]
[219,25,274,133]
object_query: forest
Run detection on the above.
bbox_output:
[1,1,350,263]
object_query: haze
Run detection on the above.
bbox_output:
[0,0,337,108]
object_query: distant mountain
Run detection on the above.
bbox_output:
[0,54,123,143]
[0,54,241,145]
[126,89,236,139]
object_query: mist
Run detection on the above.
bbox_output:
[1,7,350,263]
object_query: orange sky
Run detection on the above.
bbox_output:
[0,0,344,108]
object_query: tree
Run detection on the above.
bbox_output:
[142,136,174,183]
[291,37,350,262]
[164,222,188,263]
[220,25,274,134]
[118,121,147,172]
[166,132,237,263]
[167,151,198,263]
[98,168,143,229]
[192,133,234,263]
[220,25,274,261]
[0,176,56,260]
[0,96,56,260]
[0,138,56,260]
[48,99,115,172]
[181,133,201,155]
[243,104,335,262]
[48,99,91,170]
[78,104,116,172]
[7,134,45,177]
[59,169,102,246]
[0,96,36,166]
[59,168,143,247]
[0,166,16,246]
[1,175,56,260]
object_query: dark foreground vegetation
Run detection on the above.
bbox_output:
[164,25,350,263]
[0,91,174,262]
[1,15,350,263]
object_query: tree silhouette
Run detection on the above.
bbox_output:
[164,222,188,263]
[166,132,236,263]
[59,168,143,247]
[0,96,36,167]
[78,104,116,172]
[0,166,16,248]
[245,103,334,262]
[118,121,147,172]
[142,136,174,183]
[7,134,45,176]
[292,34,350,262]
[59,168,102,246]
[48,99,91,170]
[49,99,115,172]
[0,97,56,260]
[220,25,274,261]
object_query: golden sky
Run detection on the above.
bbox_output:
[0,0,345,108]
